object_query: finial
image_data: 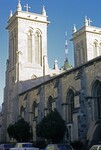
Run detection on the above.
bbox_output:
[84,16,92,26]
[9,10,13,19]
[54,59,59,70]
[72,24,77,33]
[17,0,22,11]
[88,18,92,26]
[65,40,68,54]
[84,16,89,26]
[24,4,31,12]
[61,31,72,71]
[65,31,67,37]
[65,31,68,62]
[42,6,46,16]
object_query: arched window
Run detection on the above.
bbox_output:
[10,30,16,66]
[80,40,85,64]
[93,40,98,58]
[92,80,101,119]
[66,89,74,123]
[47,96,55,113]
[99,43,101,55]
[20,105,25,118]
[75,43,81,66]
[27,30,33,63]
[32,101,38,120]
[35,30,42,65]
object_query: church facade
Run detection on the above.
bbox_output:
[1,1,101,146]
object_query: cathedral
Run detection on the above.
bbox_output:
[1,0,101,147]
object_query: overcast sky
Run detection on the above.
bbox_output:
[0,0,101,105]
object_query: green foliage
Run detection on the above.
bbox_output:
[7,118,33,142]
[36,109,67,143]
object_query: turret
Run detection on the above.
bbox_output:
[17,0,22,11]
[42,6,46,16]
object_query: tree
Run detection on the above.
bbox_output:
[7,118,33,142]
[36,109,67,143]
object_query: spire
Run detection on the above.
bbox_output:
[9,10,13,19]
[54,59,59,70]
[72,24,77,33]
[61,31,72,71]
[65,31,68,62]
[17,0,22,11]
[84,16,88,26]
[42,6,46,16]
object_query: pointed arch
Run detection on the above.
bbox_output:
[27,29,33,63]
[10,29,16,66]
[80,40,85,64]
[20,105,25,118]
[48,96,53,111]
[47,96,55,113]
[34,29,42,66]
[31,74,37,79]
[66,88,75,123]
[93,39,98,57]
[99,42,101,55]
[75,43,80,66]
[91,79,101,119]
[32,100,38,120]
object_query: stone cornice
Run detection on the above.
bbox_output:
[7,11,50,29]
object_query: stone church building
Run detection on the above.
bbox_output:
[1,0,101,146]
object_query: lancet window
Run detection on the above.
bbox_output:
[20,105,25,118]
[27,30,33,63]
[35,30,42,65]
[99,43,101,55]
[47,96,55,113]
[92,80,101,119]
[66,89,74,123]
[93,40,98,57]
[10,30,16,67]
[32,101,38,120]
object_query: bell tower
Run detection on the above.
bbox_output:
[72,17,101,67]
[7,1,49,83]
[3,1,50,142]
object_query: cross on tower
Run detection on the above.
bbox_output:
[88,18,92,26]
[24,4,31,12]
